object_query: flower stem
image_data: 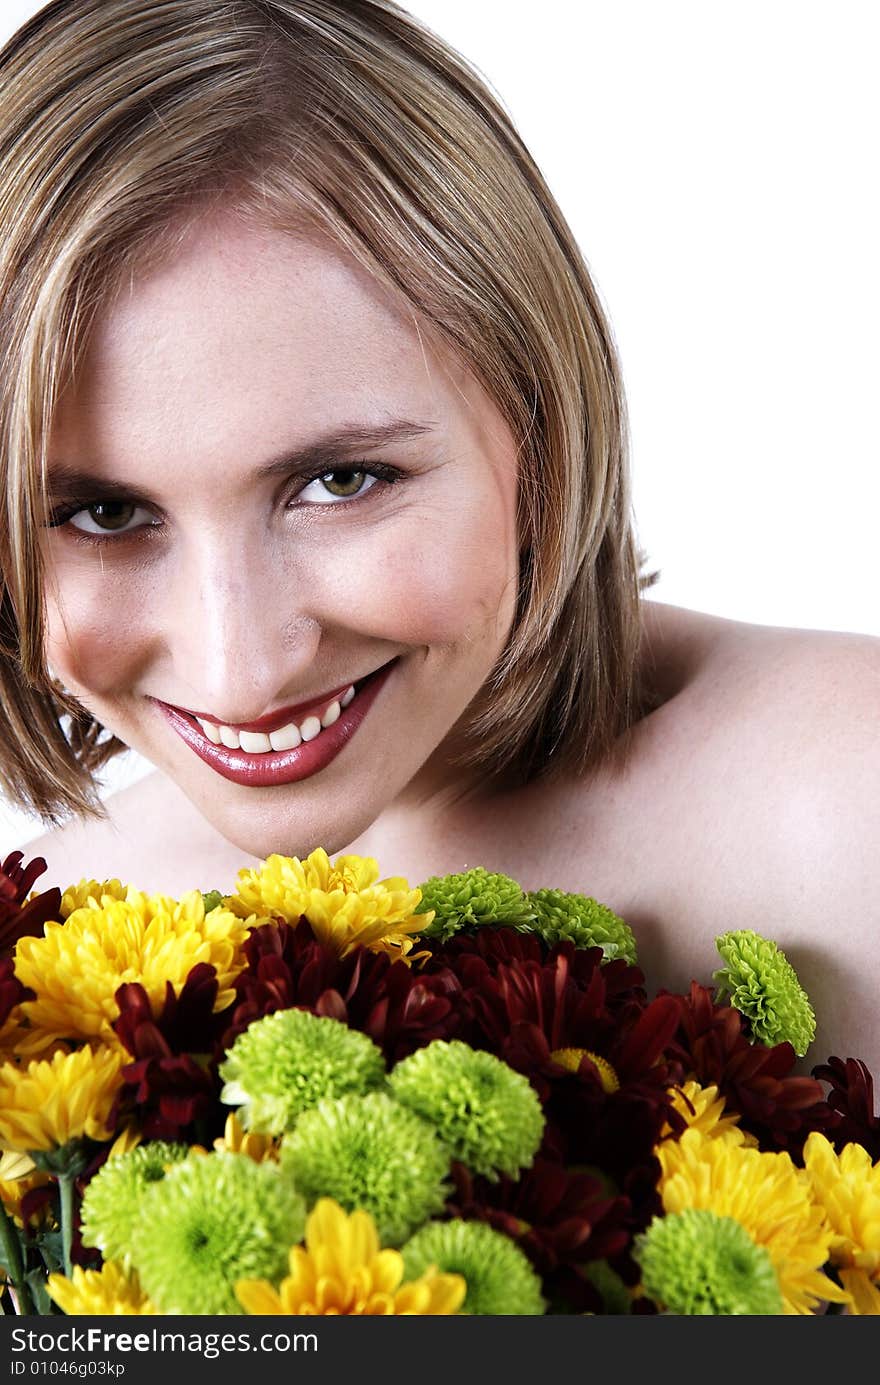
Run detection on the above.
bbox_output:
[0,1200,35,1316]
[57,1174,75,1279]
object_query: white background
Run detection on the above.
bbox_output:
[1,1,878,848]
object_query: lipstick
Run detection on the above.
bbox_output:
[153,660,395,787]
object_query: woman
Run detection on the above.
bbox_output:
[1,0,877,1076]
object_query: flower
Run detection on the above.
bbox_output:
[415,868,535,943]
[213,1112,279,1163]
[713,930,816,1055]
[226,850,429,962]
[802,1131,880,1314]
[665,1080,756,1146]
[220,1009,385,1134]
[527,888,637,963]
[812,1058,880,1160]
[657,1125,846,1314]
[635,1208,783,1315]
[46,1262,157,1315]
[235,1197,465,1315]
[0,1046,124,1152]
[667,982,830,1154]
[110,967,224,1140]
[0,851,62,954]
[388,1040,544,1180]
[445,1157,632,1314]
[59,879,129,919]
[15,891,250,1046]
[0,1150,51,1225]
[402,1219,545,1315]
[222,920,463,1064]
[80,1141,190,1266]
[130,1152,306,1315]
[0,956,33,1043]
[281,1092,449,1246]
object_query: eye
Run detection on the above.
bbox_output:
[65,501,157,535]
[297,469,379,504]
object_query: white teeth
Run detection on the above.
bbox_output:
[239,730,272,753]
[268,722,302,752]
[197,684,359,754]
[321,700,341,728]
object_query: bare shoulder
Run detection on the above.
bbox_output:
[23,767,251,896]
[638,601,880,1073]
[23,769,175,889]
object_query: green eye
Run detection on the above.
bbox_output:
[319,470,367,498]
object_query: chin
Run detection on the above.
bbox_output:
[206,797,378,865]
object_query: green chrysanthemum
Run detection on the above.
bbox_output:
[219,1009,386,1134]
[281,1092,449,1246]
[526,888,637,963]
[713,929,816,1055]
[80,1142,190,1268]
[636,1208,783,1315]
[402,1219,545,1315]
[131,1152,306,1315]
[388,1040,544,1180]
[414,868,535,943]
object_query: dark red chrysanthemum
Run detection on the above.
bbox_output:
[0,851,61,955]
[111,967,225,1140]
[423,930,679,1243]
[666,982,833,1156]
[113,963,226,1058]
[812,1056,880,1160]
[113,1052,218,1141]
[222,920,464,1063]
[422,929,651,1062]
[0,955,33,1029]
[446,1156,632,1312]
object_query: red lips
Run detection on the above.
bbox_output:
[154,661,394,788]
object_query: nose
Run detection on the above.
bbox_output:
[155,534,322,723]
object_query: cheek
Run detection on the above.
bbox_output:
[43,563,151,696]
[316,516,518,650]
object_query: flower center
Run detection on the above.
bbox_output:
[550,1047,620,1093]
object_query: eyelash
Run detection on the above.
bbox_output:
[45,463,404,546]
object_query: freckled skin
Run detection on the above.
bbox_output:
[43,215,521,860]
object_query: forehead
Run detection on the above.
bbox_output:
[51,213,477,457]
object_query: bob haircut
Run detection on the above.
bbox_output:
[0,0,656,827]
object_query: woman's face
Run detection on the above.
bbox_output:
[41,215,520,858]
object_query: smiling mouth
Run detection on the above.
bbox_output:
[152,661,396,788]
[179,681,361,754]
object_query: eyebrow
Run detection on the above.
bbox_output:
[45,418,438,505]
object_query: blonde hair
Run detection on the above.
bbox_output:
[0,0,656,826]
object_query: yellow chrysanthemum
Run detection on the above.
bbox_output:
[213,1111,280,1164]
[0,1150,52,1224]
[15,890,252,1046]
[657,1125,847,1314]
[235,1197,465,1315]
[0,1046,125,1152]
[663,1081,757,1146]
[551,1048,620,1093]
[60,878,129,919]
[47,1262,157,1315]
[226,850,432,963]
[803,1132,880,1315]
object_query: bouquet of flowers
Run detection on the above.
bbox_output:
[0,845,878,1317]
